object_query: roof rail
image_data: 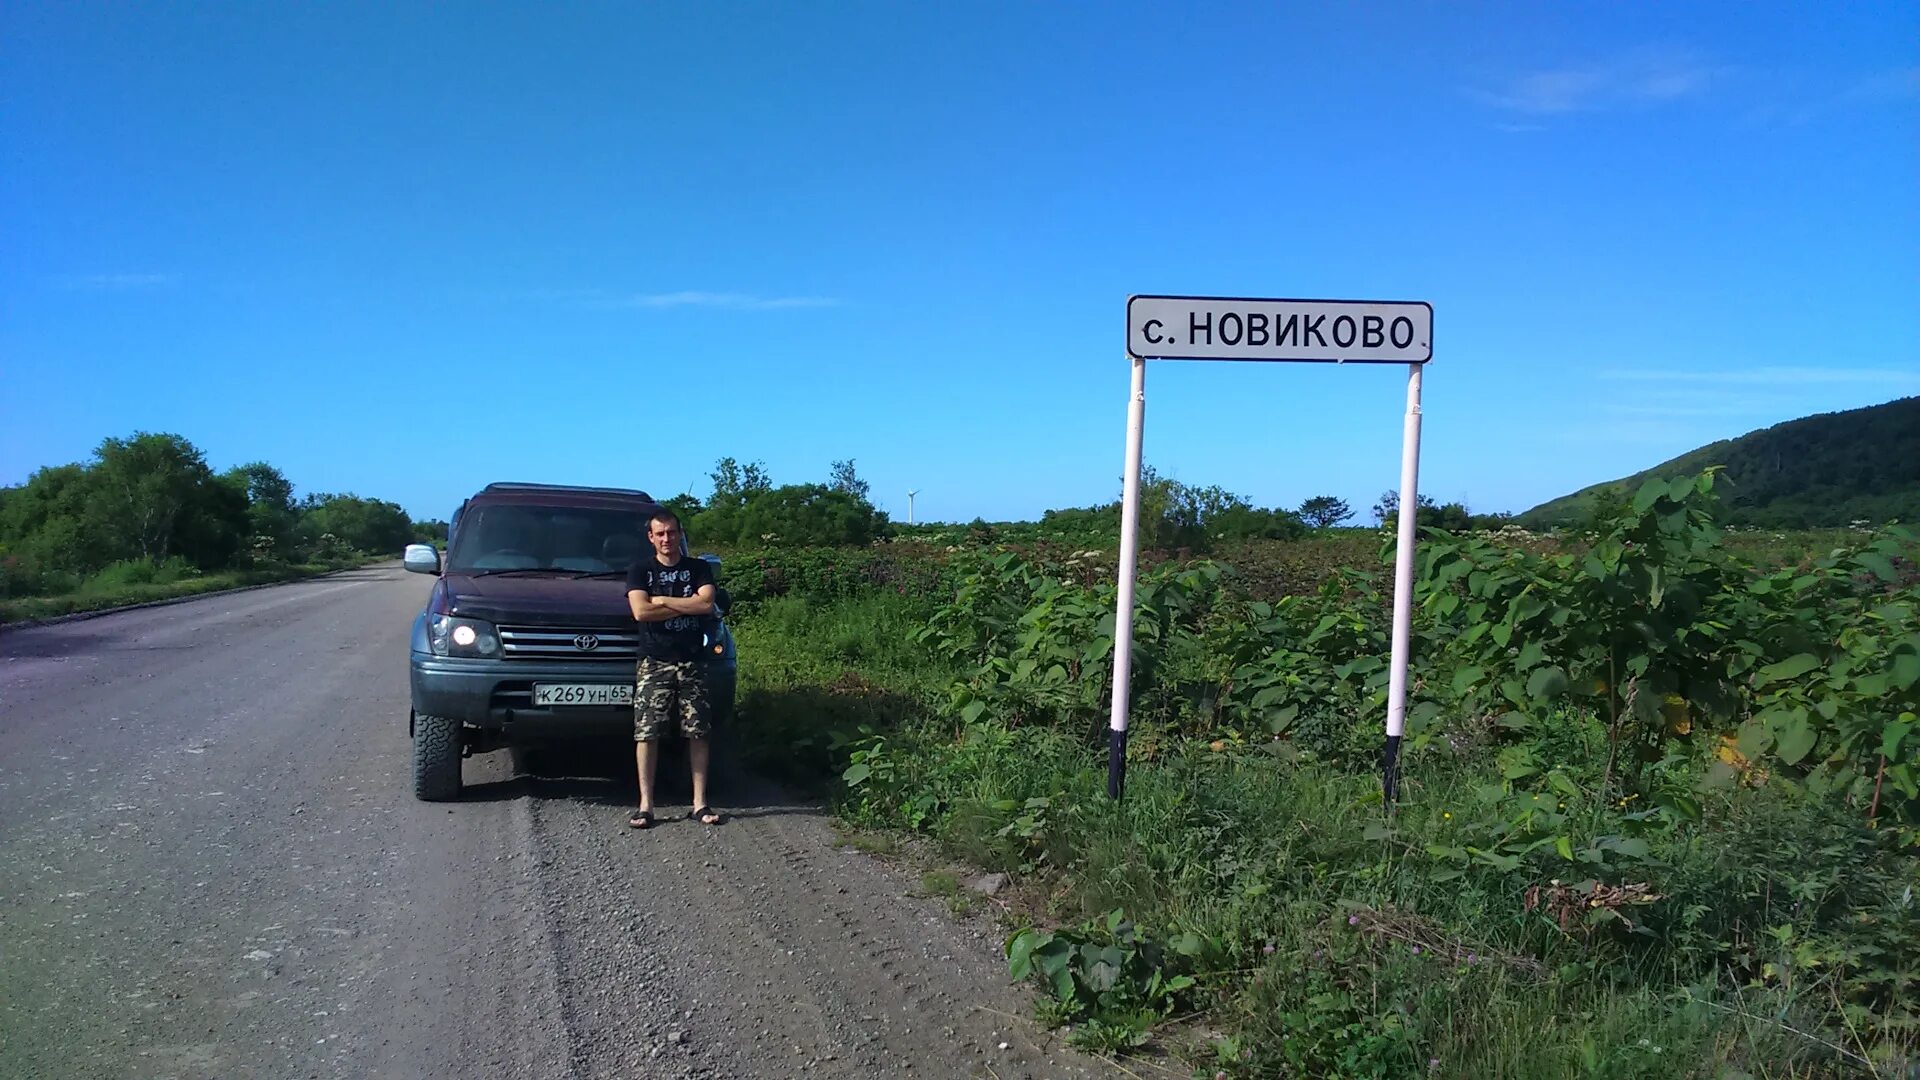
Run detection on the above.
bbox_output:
[480,482,656,500]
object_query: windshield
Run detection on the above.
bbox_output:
[445,503,661,574]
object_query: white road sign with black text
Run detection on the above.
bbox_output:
[1127,295,1432,364]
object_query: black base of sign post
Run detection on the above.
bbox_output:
[1381,734,1403,807]
[1107,728,1128,800]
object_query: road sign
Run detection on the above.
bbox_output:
[1127,295,1432,364]
[1108,293,1433,806]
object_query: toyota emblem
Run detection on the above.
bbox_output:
[573,634,601,652]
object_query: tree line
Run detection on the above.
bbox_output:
[1026,469,1513,551]
[667,456,1516,554]
[644,458,1482,552]
[659,457,891,548]
[1,431,1521,603]
[0,432,435,599]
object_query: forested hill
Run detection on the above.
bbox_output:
[1520,396,1920,528]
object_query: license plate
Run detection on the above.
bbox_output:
[533,683,633,707]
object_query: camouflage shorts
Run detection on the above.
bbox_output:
[633,658,712,742]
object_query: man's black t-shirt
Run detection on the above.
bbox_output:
[625,554,715,661]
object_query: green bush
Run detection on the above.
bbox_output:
[1007,909,1201,1050]
[694,484,889,547]
[0,552,79,598]
[730,469,1920,1074]
[2,433,421,600]
[717,545,959,611]
[86,557,198,590]
[730,592,950,788]
[1655,786,1920,1017]
[834,722,1905,1075]
[298,493,412,556]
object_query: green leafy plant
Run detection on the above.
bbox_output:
[1006,909,1202,1038]
[725,474,1920,1073]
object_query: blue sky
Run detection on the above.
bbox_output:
[4,2,1916,525]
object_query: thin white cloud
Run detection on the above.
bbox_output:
[1473,46,1721,115]
[1841,66,1920,105]
[60,272,179,289]
[1601,401,1782,419]
[619,291,839,311]
[1600,366,1919,387]
[1738,66,1916,128]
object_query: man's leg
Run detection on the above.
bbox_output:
[635,740,659,815]
[632,659,670,825]
[679,661,720,823]
[688,737,711,815]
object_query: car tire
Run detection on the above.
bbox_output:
[412,713,463,801]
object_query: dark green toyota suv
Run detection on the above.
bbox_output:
[402,482,736,800]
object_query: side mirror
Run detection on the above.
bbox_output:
[712,587,732,617]
[403,543,441,576]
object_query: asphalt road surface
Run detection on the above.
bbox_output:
[0,566,1114,1079]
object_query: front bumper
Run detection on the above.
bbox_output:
[409,653,737,739]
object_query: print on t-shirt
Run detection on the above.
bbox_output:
[624,555,715,661]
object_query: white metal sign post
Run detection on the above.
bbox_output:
[1382,362,1424,805]
[1108,354,1148,798]
[1109,295,1432,803]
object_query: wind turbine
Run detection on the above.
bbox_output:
[907,489,919,525]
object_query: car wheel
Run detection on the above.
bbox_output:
[412,712,463,801]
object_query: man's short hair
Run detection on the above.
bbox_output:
[648,509,681,534]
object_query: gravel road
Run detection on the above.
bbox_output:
[0,566,1116,1079]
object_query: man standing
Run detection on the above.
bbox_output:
[625,510,721,828]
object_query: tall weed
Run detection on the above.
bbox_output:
[730,471,1920,1074]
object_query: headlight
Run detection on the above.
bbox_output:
[429,614,501,658]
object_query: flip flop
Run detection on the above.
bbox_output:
[690,805,723,826]
[628,809,655,829]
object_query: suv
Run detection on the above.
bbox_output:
[402,482,736,800]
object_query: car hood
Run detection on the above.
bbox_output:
[442,574,636,628]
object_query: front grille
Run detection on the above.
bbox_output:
[498,626,639,661]
[490,681,534,709]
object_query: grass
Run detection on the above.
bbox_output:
[837,721,1894,1077]
[0,555,382,624]
[831,825,902,857]
[919,869,980,916]
[725,558,1917,1079]
[726,591,954,788]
